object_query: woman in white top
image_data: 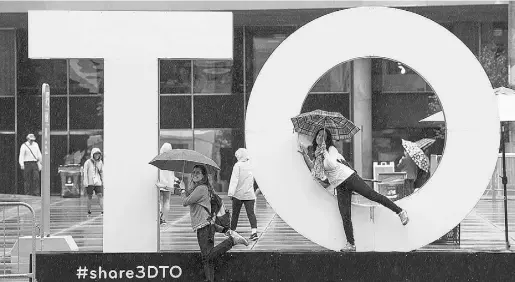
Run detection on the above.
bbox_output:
[300,128,409,252]
[227,148,258,241]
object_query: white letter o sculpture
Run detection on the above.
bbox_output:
[245,7,499,252]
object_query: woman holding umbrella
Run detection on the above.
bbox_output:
[293,110,409,252]
[398,139,431,196]
[180,164,249,282]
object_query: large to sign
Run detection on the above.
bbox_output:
[246,7,500,251]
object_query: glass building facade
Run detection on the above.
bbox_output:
[0,6,513,195]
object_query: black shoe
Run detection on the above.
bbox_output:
[249,233,259,241]
[87,211,92,216]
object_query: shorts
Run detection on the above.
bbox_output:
[86,185,103,196]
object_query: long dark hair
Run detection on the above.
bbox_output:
[192,165,212,190]
[312,128,335,152]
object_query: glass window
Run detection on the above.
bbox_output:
[160,96,192,129]
[17,96,42,135]
[245,27,296,102]
[0,29,16,97]
[372,93,431,129]
[0,134,16,194]
[69,59,104,95]
[160,60,192,94]
[69,97,103,129]
[0,97,15,131]
[69,132,104,166]
[378,60,429,93]
[194,129,244,192]
[301,93,350,116]
[194,95,243,128]
[17,30,67,95]
[18,59,67,96]
[310,63,351,93]
[251,34,288,84]
[193,60,234,94]
[50,134,68,195]
[50,97,68,130]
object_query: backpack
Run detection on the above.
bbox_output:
[205,189,231,229]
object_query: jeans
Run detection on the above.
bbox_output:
[196,224,234,282]
[23,161,40,196]
[336,173,403,245]
[230,198,257,231]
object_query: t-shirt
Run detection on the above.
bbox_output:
[323,146,355,187]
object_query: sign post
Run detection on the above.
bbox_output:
[41,83,51,238]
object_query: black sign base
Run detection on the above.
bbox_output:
[36,251,515,281]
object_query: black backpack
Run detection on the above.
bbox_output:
[205,189,231,229]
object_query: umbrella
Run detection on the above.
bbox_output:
[415,138,436,151]
[148,149,220,176]
[291,109,360,140]
[401,139,429,172]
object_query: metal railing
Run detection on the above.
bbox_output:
[0,202,37,281]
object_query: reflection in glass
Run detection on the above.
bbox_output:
[69,97,103,129]
[194,129,244,192]
[69,59,104,94]
[193,60,233,94]
[160,60,191,94]
[311,63,351,93]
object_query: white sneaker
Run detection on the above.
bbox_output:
[229,230,249,246]
[340,242,356,252]
[398,210,409,226]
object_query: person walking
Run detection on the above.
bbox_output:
[18,133,42,196]
[181,164,248,282]
[228,148,259,241]
[83,148,104,215]
[299,128,409,252]
[156,143,180,225]
[397,151,419,198]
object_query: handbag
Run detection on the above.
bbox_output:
[24,143,42,171]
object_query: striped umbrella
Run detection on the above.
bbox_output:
[291,110,360,141]
[401,139,429,172]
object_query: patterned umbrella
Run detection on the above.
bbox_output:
[291,109,360,141]
[401,139,429,172]
[415,138,436,151]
